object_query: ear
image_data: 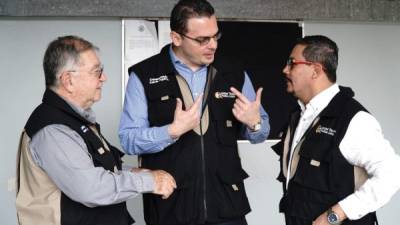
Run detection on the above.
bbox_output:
[59,71,74,93]
[170,31,183,47]
[312,63,324,79]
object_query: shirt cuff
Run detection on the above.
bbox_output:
[131,170,155,193]
[157,125,178,147]
[339,195,368,220]
[245,119,269,143]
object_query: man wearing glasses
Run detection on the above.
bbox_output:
[16,35,176,225]
[119,0,270,225]
[273,35,400,225]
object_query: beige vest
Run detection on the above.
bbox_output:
[16,130,61,225]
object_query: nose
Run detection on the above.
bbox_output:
[282,64,290,75]
[100,72,107,82]
[207,37,218,49]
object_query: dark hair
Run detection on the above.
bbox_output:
[43,35,98,88]
[297,35,338,82]
[170,0,215,34]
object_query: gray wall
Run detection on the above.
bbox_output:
[1,18,400,225]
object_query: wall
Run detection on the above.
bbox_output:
[1,19,400,225]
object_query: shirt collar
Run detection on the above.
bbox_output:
[298,83,340,114]
[169,45,208,73]
[61,97,97,124]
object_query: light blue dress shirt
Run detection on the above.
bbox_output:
[119,46,270,155]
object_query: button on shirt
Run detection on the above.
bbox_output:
[119,46,270,155]
[287,84,400,220]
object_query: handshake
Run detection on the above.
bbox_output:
[131,168,177,199]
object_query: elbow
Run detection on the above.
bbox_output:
[118,130,137,155]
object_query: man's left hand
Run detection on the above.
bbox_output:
[230,87,263,129]
[312,204,347,225]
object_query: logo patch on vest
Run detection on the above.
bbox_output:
[149,75,169,84]
[215,91,235,99]
[80,125,89,133]
[315,125,336,136]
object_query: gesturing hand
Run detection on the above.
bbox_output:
[230,87,263,129]
[150,170,177,199]
[168,96,202,139]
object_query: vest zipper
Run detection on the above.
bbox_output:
[175,73,210,222]
[199,121,208,221]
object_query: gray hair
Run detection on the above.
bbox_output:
[43,35,98,88]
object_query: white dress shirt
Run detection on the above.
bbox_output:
[287,84,400,220]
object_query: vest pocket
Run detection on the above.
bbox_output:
[217,168,251,218]
[214,120,239,147]
[294,145,333,193]
[148,95,176,126]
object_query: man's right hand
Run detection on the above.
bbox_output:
[168,96,202,139]
[150,170,177,199]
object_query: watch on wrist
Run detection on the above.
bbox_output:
[327,207,341,225]
[250,120,261,132]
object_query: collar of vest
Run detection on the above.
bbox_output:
[318,86,355,118]
[128,44,244,77]
[290,85,355,120]
[128,44,176,76]
[25,89,96,138]
[42,89,92,124]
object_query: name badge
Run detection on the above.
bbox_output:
[161,95,169,101]
[232,184,239,191]
[310,159,321,167]
[98,147,105,155]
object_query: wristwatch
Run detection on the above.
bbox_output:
[327,207,341,225]
[250,120,261,132]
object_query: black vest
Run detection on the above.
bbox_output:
[25,89,134,225]
[129,45,250,225]
[272,87,377,225]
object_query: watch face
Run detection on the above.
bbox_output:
[327,212,339,224]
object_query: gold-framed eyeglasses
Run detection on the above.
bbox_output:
[69,66,104,78]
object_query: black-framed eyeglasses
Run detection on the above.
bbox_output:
[69,65,104,78]
[178,31,222,46]
[286,58,313,69]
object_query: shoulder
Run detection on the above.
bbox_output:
[128,45,172,77]
[31,124,86,152]
[213,51,244,73]
[349,111,381,132]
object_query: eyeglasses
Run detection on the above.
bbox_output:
[286,58,313,69]
[178,31,222,46]
[69,66,104,78]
